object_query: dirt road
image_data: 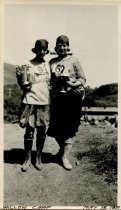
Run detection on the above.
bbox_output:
[4,124,117,207]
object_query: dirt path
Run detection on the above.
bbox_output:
[4,124,117,207]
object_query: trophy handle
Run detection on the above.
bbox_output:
[22,65,30,86]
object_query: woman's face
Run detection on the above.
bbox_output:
[56,43,68,56]
[36,48,48,58]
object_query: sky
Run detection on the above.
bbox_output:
[4,4,118,88]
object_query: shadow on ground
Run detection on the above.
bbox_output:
[4,149,60,166]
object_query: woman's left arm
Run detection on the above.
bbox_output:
[67,58,86,87]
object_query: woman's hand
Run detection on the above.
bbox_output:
[16,65,26,75]
[16,66,22,76]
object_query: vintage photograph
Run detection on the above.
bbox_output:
[3,0,118,208]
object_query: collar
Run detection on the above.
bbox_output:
[57,55,70,61]
[30,57,45,64]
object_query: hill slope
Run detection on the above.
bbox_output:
[4,63,118,109]
[84,83,118,107]
[4,63,17,85]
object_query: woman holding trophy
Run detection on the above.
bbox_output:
[47,35,86,170]
[16,39,50,172]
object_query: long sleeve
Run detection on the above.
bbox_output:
[73,58,86,86]
[16,73,23,87]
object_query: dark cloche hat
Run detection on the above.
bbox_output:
[32,39,49,54]
[56,35,69,46]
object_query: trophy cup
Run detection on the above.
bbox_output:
[21,65,31,90]
[54,64,71,93]
[59,76,69,93]
[58,65,70,93]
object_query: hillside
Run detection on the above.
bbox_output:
[93,83,118,107]
[4,63,17,85]
[93,83,118,97]
[4,62,118,122]
[84,83,118,107]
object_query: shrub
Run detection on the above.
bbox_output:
[76,138,117,183]
[4,84,22,122]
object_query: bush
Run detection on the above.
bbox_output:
[76,138,117,183]
[4,84,22,122]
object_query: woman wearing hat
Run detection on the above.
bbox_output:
[47,35,86,170]
[16,39,50,172]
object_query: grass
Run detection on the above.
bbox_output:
[74,125,117,206]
